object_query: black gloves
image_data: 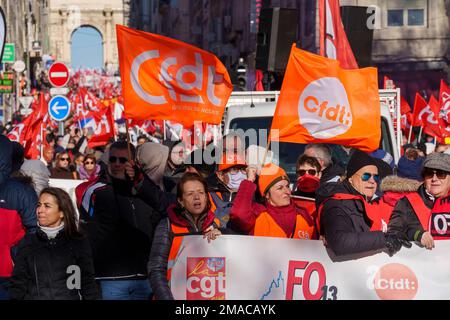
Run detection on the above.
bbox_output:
[384,234,412,257]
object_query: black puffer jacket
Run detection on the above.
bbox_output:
[319,180,387,256]
[148,205,219,300]
[9,229,97,300]
[87,177,164,279]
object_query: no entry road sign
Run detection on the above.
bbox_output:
[48,62,70,87]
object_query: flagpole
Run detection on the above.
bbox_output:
[40,123,43,160]
[407,125,413,144]
[418,126,423,143]
[163,120,166,141]
[125,119,132,161]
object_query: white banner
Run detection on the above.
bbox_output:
[170,235,450,300]
[49,178,85,218]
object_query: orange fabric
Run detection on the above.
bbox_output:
[167,224,189,281]
[404,193,432,231]
[254,211,315,240]
[116,25,232,127]
[218,153,246,171]
[258,163,289,196]
[319,0,358,69]
[269,45,380,152]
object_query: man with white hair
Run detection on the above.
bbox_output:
[304,144,345,183]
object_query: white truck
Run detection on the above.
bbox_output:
[222,90,402,181]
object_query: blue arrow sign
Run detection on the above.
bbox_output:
[49,95,70,122]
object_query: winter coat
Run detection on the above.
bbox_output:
[77,164,100,181]
[148,204,218,300]
[230,180,317,238]
[9,229,98,300]
[20,160,50,196]
[50,167,79,180]
[86,177,164,279]
[383,176,434,241]
[0,135,38,278]
[319,180,386,256]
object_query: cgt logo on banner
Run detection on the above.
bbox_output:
[186,257,226,300]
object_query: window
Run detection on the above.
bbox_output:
[387,9,404,26]
[408,9,424,26]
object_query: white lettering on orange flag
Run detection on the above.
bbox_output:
[116,25,232,127]
[270,45,380,152]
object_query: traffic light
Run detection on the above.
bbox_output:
[236,59,247,91]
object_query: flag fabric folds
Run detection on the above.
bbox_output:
[269,45,380,152]
[116,25,232,127]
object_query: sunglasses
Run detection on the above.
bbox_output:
[60,157,70,161]
[423,168,449,180]
[359,172,380,183]
[297,169,318,176]
[109,156,128,164]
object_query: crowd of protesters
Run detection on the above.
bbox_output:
[1,125,450,300]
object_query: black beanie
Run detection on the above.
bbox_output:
[346,149,379,178]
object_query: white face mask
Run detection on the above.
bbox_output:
[227,171,247,190]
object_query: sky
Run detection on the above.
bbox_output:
[70,26,103,70]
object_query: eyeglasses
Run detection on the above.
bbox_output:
[423,168,449,180]
[84,161,95,165]
[359,172,380,183]
[228,167,246,174]
[297,169,318,176]
[60,157,69,162]
[109,156,128,164]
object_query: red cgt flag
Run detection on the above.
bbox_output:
[412,93,428,127]
[439,79,450,124]
[116,25,232,127]
[319,0,358,69]
[423,95,444,142]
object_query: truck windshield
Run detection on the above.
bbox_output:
[228,116,394,182]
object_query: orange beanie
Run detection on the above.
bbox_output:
[258,163,290,196]
[218,152,247,171]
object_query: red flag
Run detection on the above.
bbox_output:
[87,105,115,149]
[412,93,428,127]
[439,79,450,123]
[423,95,443,141]
[319,0,358,69]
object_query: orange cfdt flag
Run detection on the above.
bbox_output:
[270,45,380,152]
[116,25,232,127]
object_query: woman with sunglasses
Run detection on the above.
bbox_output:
[387,152,450,250]
[317,149,405,257]
[50,152,80,180]
[230,162,317,240]
[78,154,100,181]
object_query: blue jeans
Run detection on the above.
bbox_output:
[0,278,10,300]
[100,279,152,300]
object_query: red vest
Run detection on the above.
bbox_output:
[0,208,26,277]
[429,193,450,240]
[404,193,432,231]
[316,193,391,235]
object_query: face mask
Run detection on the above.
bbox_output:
[296,175,320,193]
[227,171,247,190]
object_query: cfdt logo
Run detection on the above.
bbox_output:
[298,77,353,139]
[186,257,226,300]
[372,263,418,300]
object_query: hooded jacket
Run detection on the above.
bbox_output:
[136,142,170,190]
[382,176,434,241]
[20,160,50,196]
[148,204,217,300]
[0,135,38,277]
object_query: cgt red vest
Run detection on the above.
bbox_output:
[0,208,26,277]
[316,193,392,235]
[429,193,450,240]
